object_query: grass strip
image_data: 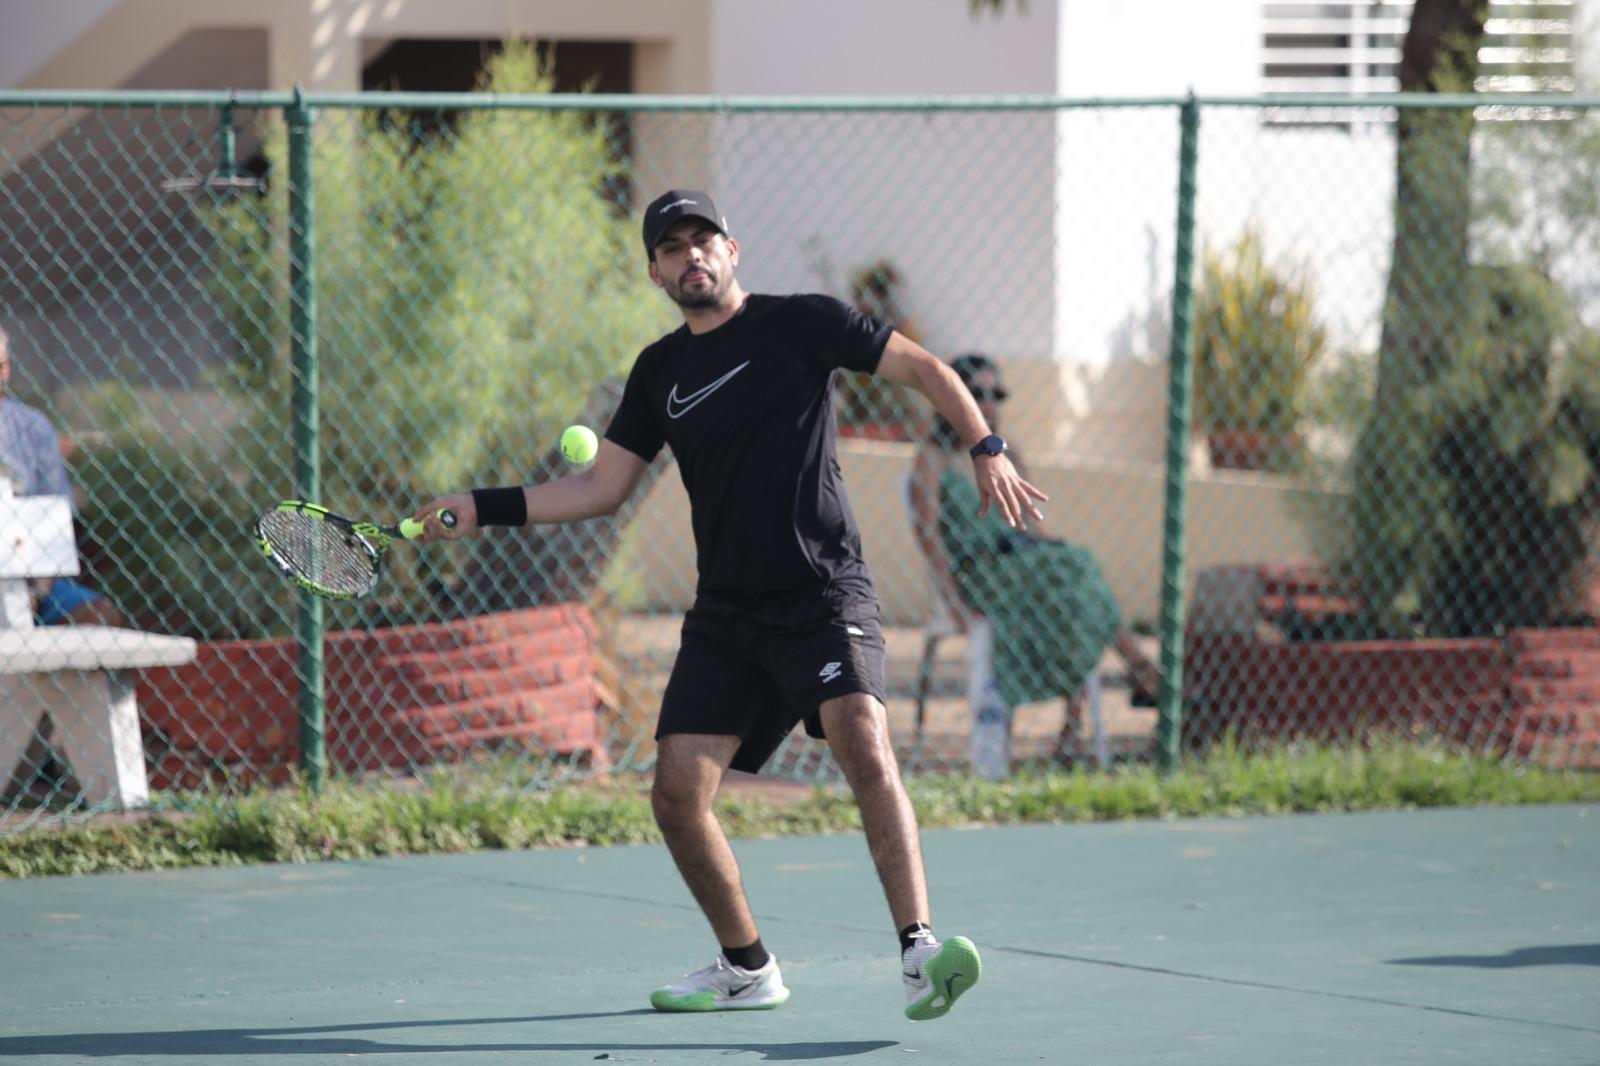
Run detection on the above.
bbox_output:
[3,742,1595,879]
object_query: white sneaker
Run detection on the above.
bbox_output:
[902,935,981,1021]
[650,954,790,1012]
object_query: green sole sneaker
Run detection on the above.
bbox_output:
[649,956,791,1012]
[649,987,790,1012]
[904,936,982,1021]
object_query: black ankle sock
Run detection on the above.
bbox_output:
[899,922,934,954]
[722,938,769,971]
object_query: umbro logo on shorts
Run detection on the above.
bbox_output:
[818,661,843,683]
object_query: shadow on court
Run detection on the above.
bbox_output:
[0,1012,896,1060]
[1390,943,1600,969]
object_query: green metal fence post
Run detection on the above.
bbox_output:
[1155,92,1201,773]
[286,84,326,791]
[217,95,236,180]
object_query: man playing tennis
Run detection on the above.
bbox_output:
[412,189,1044,1021]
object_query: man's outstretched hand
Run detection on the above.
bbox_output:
[973,455,1046,529]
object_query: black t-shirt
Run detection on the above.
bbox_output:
[606,293,892,609]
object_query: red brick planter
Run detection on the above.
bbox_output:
[1503,628,1600,766]
[1184,628,1600,767]
[135,606,606,789]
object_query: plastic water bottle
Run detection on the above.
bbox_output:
[971,680,1011,780]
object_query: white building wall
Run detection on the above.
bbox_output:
[1054,0,1259,372]
[8,0,1597,455]
[1044,0,1406,460]
[1047,0,1255,459]
[1196,121,1397,357]
[704,0,1061,362]
[1057,0,1259,97]
[710,0,1060,96]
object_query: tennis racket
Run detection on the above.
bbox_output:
[255,500,456,600]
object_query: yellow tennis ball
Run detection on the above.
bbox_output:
[560,425,599,464]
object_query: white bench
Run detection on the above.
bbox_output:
[0,485,196,807]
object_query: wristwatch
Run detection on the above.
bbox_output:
[968,434,1008,460]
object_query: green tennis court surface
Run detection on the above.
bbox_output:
[2,804,1594,1064]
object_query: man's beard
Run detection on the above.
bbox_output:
[669,268,724,309]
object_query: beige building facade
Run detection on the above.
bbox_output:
[2,0,1327,625]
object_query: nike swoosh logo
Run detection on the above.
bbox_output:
[902,969,922,980]
[667,361,750,419]
[726,980,757,997]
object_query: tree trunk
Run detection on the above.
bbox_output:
[1350,0,1487,634]
[1374,0,1488,396]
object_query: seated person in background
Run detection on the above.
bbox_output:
[909,353,1160,757]
[0,326,124,626]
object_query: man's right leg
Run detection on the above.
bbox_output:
[649,732,789,1012]
[651,732,753,947]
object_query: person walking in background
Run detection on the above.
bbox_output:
[411,189,1045,1020]
[909,354,1162,768]
[0,326,124,627]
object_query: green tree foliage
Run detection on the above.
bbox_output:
[1345,261,1600,637]
[1386,267,1600,636]
[87,42,669,637]
[211,42,665,503]
[1322,2,1600,638]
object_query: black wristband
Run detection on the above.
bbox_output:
[471,486,527,528]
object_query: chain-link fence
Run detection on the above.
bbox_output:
[4,68,1599,829]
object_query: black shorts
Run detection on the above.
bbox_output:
[656,593,888,774]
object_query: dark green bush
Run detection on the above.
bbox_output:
[72,43,670,639]
[1347,264,1600,637]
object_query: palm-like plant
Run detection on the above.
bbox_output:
[1191,228,1329,464]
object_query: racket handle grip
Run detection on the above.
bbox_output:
[398,509,457,540]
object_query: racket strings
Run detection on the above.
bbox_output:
[259,511,380,596]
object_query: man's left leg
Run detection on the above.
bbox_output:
[820,694,981,1021]
[819,693,927,927]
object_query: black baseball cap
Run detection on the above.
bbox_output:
[643,189,728,257]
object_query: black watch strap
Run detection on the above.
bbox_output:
[969,434,1008,460]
